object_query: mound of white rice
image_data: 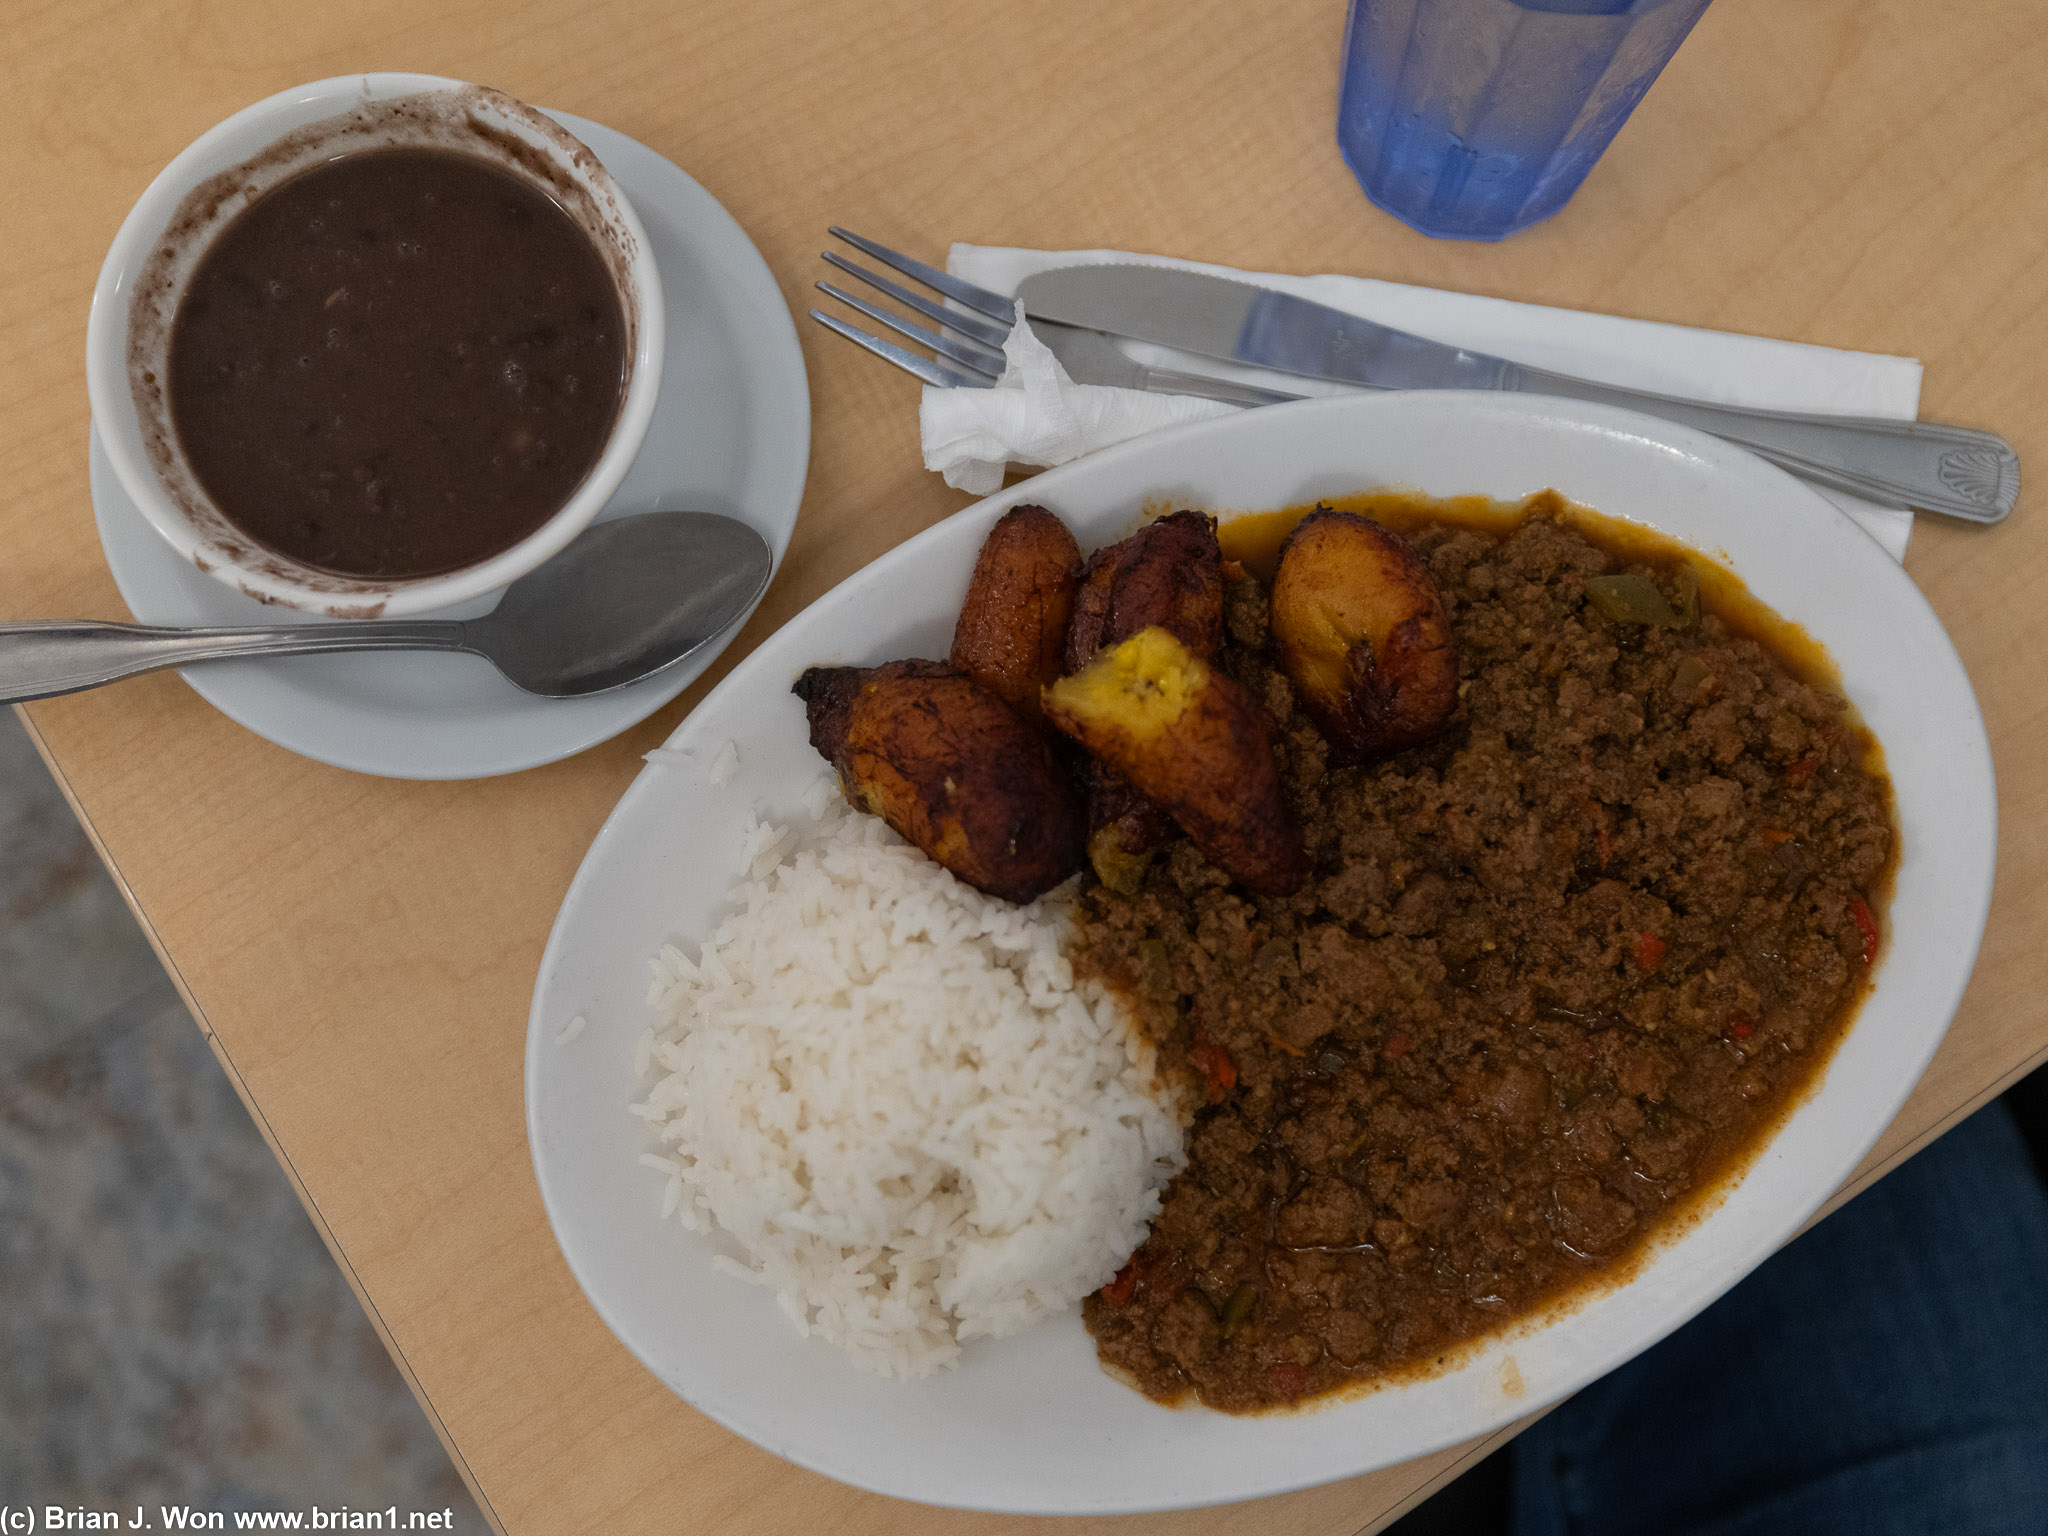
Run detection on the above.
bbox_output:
[632,788,1185,1378]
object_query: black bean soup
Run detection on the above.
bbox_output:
[166,146,626,580]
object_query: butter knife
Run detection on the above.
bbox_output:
[1016,266,2019,525]
[1028,319,1302,409]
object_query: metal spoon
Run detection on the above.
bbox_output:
[0,511,774,704]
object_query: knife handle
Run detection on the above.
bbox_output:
[1512,366,2018,524]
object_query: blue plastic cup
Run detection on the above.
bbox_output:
[1337,0,1715,241]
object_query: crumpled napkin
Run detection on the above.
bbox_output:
[919,246,1924,561]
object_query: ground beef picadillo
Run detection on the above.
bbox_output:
[1077,503,1895,1413]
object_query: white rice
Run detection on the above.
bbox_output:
[633,794,1185,1378]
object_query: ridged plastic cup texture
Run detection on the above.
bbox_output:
[1338,0,1714,241]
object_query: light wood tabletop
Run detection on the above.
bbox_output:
[6,0,2045,1529]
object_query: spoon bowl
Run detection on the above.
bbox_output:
[468,512,773,697]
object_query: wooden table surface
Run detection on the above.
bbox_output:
[7,0,2045,1529]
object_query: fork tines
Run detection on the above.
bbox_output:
[809,229,1019,390]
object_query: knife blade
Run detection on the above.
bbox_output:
[1026,319,1303,409]
[1020,266,1523,393]
[1014,265,2019,524]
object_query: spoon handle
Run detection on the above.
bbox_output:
[0,619,468,703]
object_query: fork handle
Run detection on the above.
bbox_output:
[0,620,468,703]
[1513,366,2019,524]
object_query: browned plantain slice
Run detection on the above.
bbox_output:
[794,660,1085,903]
[1062,510,1227,883]
[949,504,1082,727]
[1083,770,1182,894]
[1063,509,1224,672]
[1044,627,1309,897]
[1269,510,1458,760]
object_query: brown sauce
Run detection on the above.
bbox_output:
[1079,494,1895,1413]
[166,147,626,579]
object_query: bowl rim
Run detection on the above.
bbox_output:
[83,71,666,619]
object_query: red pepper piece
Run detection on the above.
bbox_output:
[1188,1035,1237,1103]
[1100,1258,1139,1306]
[1850,895,1879,966]
[1784,754,1821,788]
[1383,1032,1413,1060]
[1729,1016,1756,1040]
[1634,932,1666,972]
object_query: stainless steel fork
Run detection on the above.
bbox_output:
[808,229,1299,407]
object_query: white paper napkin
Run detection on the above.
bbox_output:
[920,245,1924,562]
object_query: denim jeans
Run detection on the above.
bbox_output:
[1512,1101,2048,1536]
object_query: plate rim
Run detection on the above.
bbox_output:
[525,388,1996,1513]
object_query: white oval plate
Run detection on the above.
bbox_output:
[526,392,1995,1515]
[89,113,809,780]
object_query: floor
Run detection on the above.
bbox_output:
[0,711,487,1526]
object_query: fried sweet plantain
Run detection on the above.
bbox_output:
[794,660,1085,903]
[1044,627,1309,897]
[1063,509,1224,671]
[1269,510,1458,760]
[948,504,1082,727]
[1062,510,1227,883]
[1082,773,1181,894]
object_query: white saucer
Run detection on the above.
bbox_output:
[89,113,809,780]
